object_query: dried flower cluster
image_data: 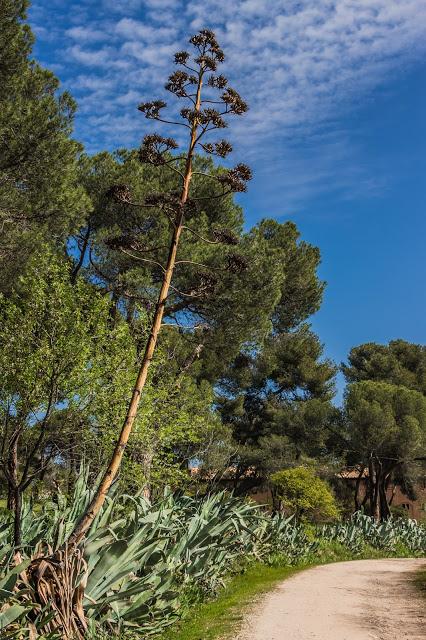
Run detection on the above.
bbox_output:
[106,184,133,204]
[218,164,253,193]
[138,134,178,166]
[226,252,249,273]
[207,74,228,89]
[212,228,239,245]
[201,140,233,158]
[221,88,248,115]
[190,29,225,69]
[165,70,197,97]
[137,100,167,119]
[174,50,190,65]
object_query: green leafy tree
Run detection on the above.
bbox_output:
[0,247,220,545]
[0,0,88,291]
[105,362,219,498]
[342,340,426,513]
[344,380,426,520]
[217,220,335,487]
[219,325,337,488]
[342,340,426,394]
[0,250,136,544]
[270,466,339,522]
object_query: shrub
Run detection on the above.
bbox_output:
[270,467,339,522]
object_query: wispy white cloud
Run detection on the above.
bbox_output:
[66,44,132,69]
[66,26,108,42]
[115,18,177,41]
[31,0,426,205]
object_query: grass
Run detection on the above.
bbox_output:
[158,542,416,640]
[159,563,303,640]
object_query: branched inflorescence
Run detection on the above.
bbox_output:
[212,228,239,246]
[218,163,253,193]
[138,133,179,166]
[226,252,249,274]
[107,28,251,296]
[106,184,133,204]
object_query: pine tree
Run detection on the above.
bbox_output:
[0,0,88,291]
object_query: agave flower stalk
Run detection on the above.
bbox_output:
[69,28,250,545]
[18,30,250,640]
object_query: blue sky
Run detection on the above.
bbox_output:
[29,0,426,402]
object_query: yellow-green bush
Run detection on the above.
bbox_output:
[270,467,339,522]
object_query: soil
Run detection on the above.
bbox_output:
[238,558,426,640]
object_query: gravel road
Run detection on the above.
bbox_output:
[238,558,426,640]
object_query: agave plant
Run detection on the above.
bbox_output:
[0,472,318,637]
[320,510,426,554]
[4,473,422,637]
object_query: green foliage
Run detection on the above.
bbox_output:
[112,373,220,494]
[343,340,426,395]
[0,249,136,498]
[0,470,424,637]
[0,1,88,291]
[72,153,328,386]
[219,321,337,483]
[345,381,426,463]
[342,349,426,521]
[0,248,222,499]
[0,251,129,407]
[270,467,340,522]
[69,151,334,495]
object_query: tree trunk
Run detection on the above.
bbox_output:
[372,458,382,522]
[354,465,365,512]
[7,429,22,547]
[70,224,91,284]
[379,478,391,520]
[368,456,392,522]
[7,485,15,511]
[13,487,22,547]
[368,455,375,518]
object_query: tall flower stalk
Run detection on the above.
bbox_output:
[70,28,250,544]
[19,30,250,640]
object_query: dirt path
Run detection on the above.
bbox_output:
[238,558,426,640]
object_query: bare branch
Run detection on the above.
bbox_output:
[154,117,191,128]
[175,260,215,269]
[163,163,185,180]
[19,378,57,488]
[119,249,166,273]
[167,283,205,298]
[182,225,220,244]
